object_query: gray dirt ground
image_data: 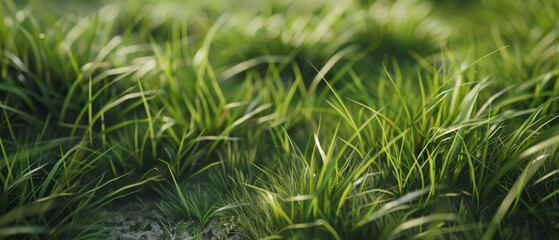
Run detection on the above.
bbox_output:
[102,201,240,240]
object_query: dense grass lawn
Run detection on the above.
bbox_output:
[1,0,559,239]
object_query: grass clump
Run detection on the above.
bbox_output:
[1,0,559,239]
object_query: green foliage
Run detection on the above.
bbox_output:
[1,0,559,239]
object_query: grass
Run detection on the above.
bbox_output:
[1,0,559,239]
